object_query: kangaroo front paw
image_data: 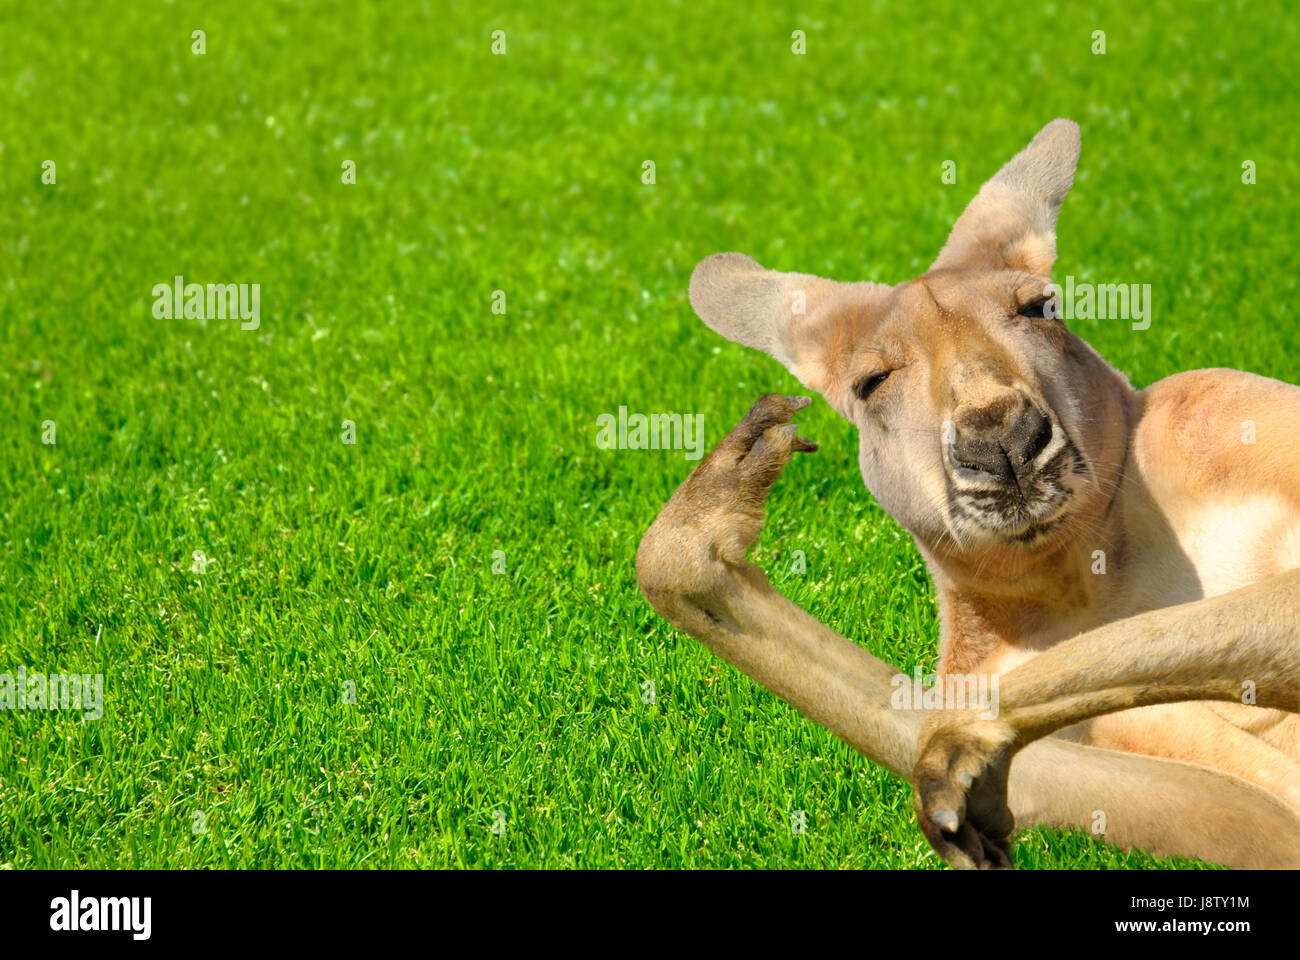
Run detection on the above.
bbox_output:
[636,394,816,620]
[913,712,1018,870]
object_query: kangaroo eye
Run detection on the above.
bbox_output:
[1013,295,1055,317]
[855,370,891,401]
[1017,297,1048,319]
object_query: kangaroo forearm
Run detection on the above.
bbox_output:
[648,560,923,778]
[997,569,1300,743]
[648,558,1300,865]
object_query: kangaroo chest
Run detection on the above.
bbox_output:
[945,493,1299,678]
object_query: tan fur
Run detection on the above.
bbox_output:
[639,119,1300,868]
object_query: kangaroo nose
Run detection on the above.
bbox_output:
[951,401,1053,483]
[1003,405,1053,467]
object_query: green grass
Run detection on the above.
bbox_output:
[0,0,1292,868]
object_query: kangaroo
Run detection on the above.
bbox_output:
[635,119,1300,868]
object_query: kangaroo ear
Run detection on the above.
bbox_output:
[930,119,1080,277]
[688,252,889,403]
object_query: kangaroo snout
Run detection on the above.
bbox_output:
[950,394,1053,485]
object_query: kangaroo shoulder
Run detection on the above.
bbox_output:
[1134,367,1300,501]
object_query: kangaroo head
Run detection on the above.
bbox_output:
[689,119,1133,566]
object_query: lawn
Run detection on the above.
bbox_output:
[0,0,1293,868]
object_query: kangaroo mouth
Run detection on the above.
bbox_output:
[946,446,1082,544]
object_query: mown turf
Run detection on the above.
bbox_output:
[0,0,1293,868]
